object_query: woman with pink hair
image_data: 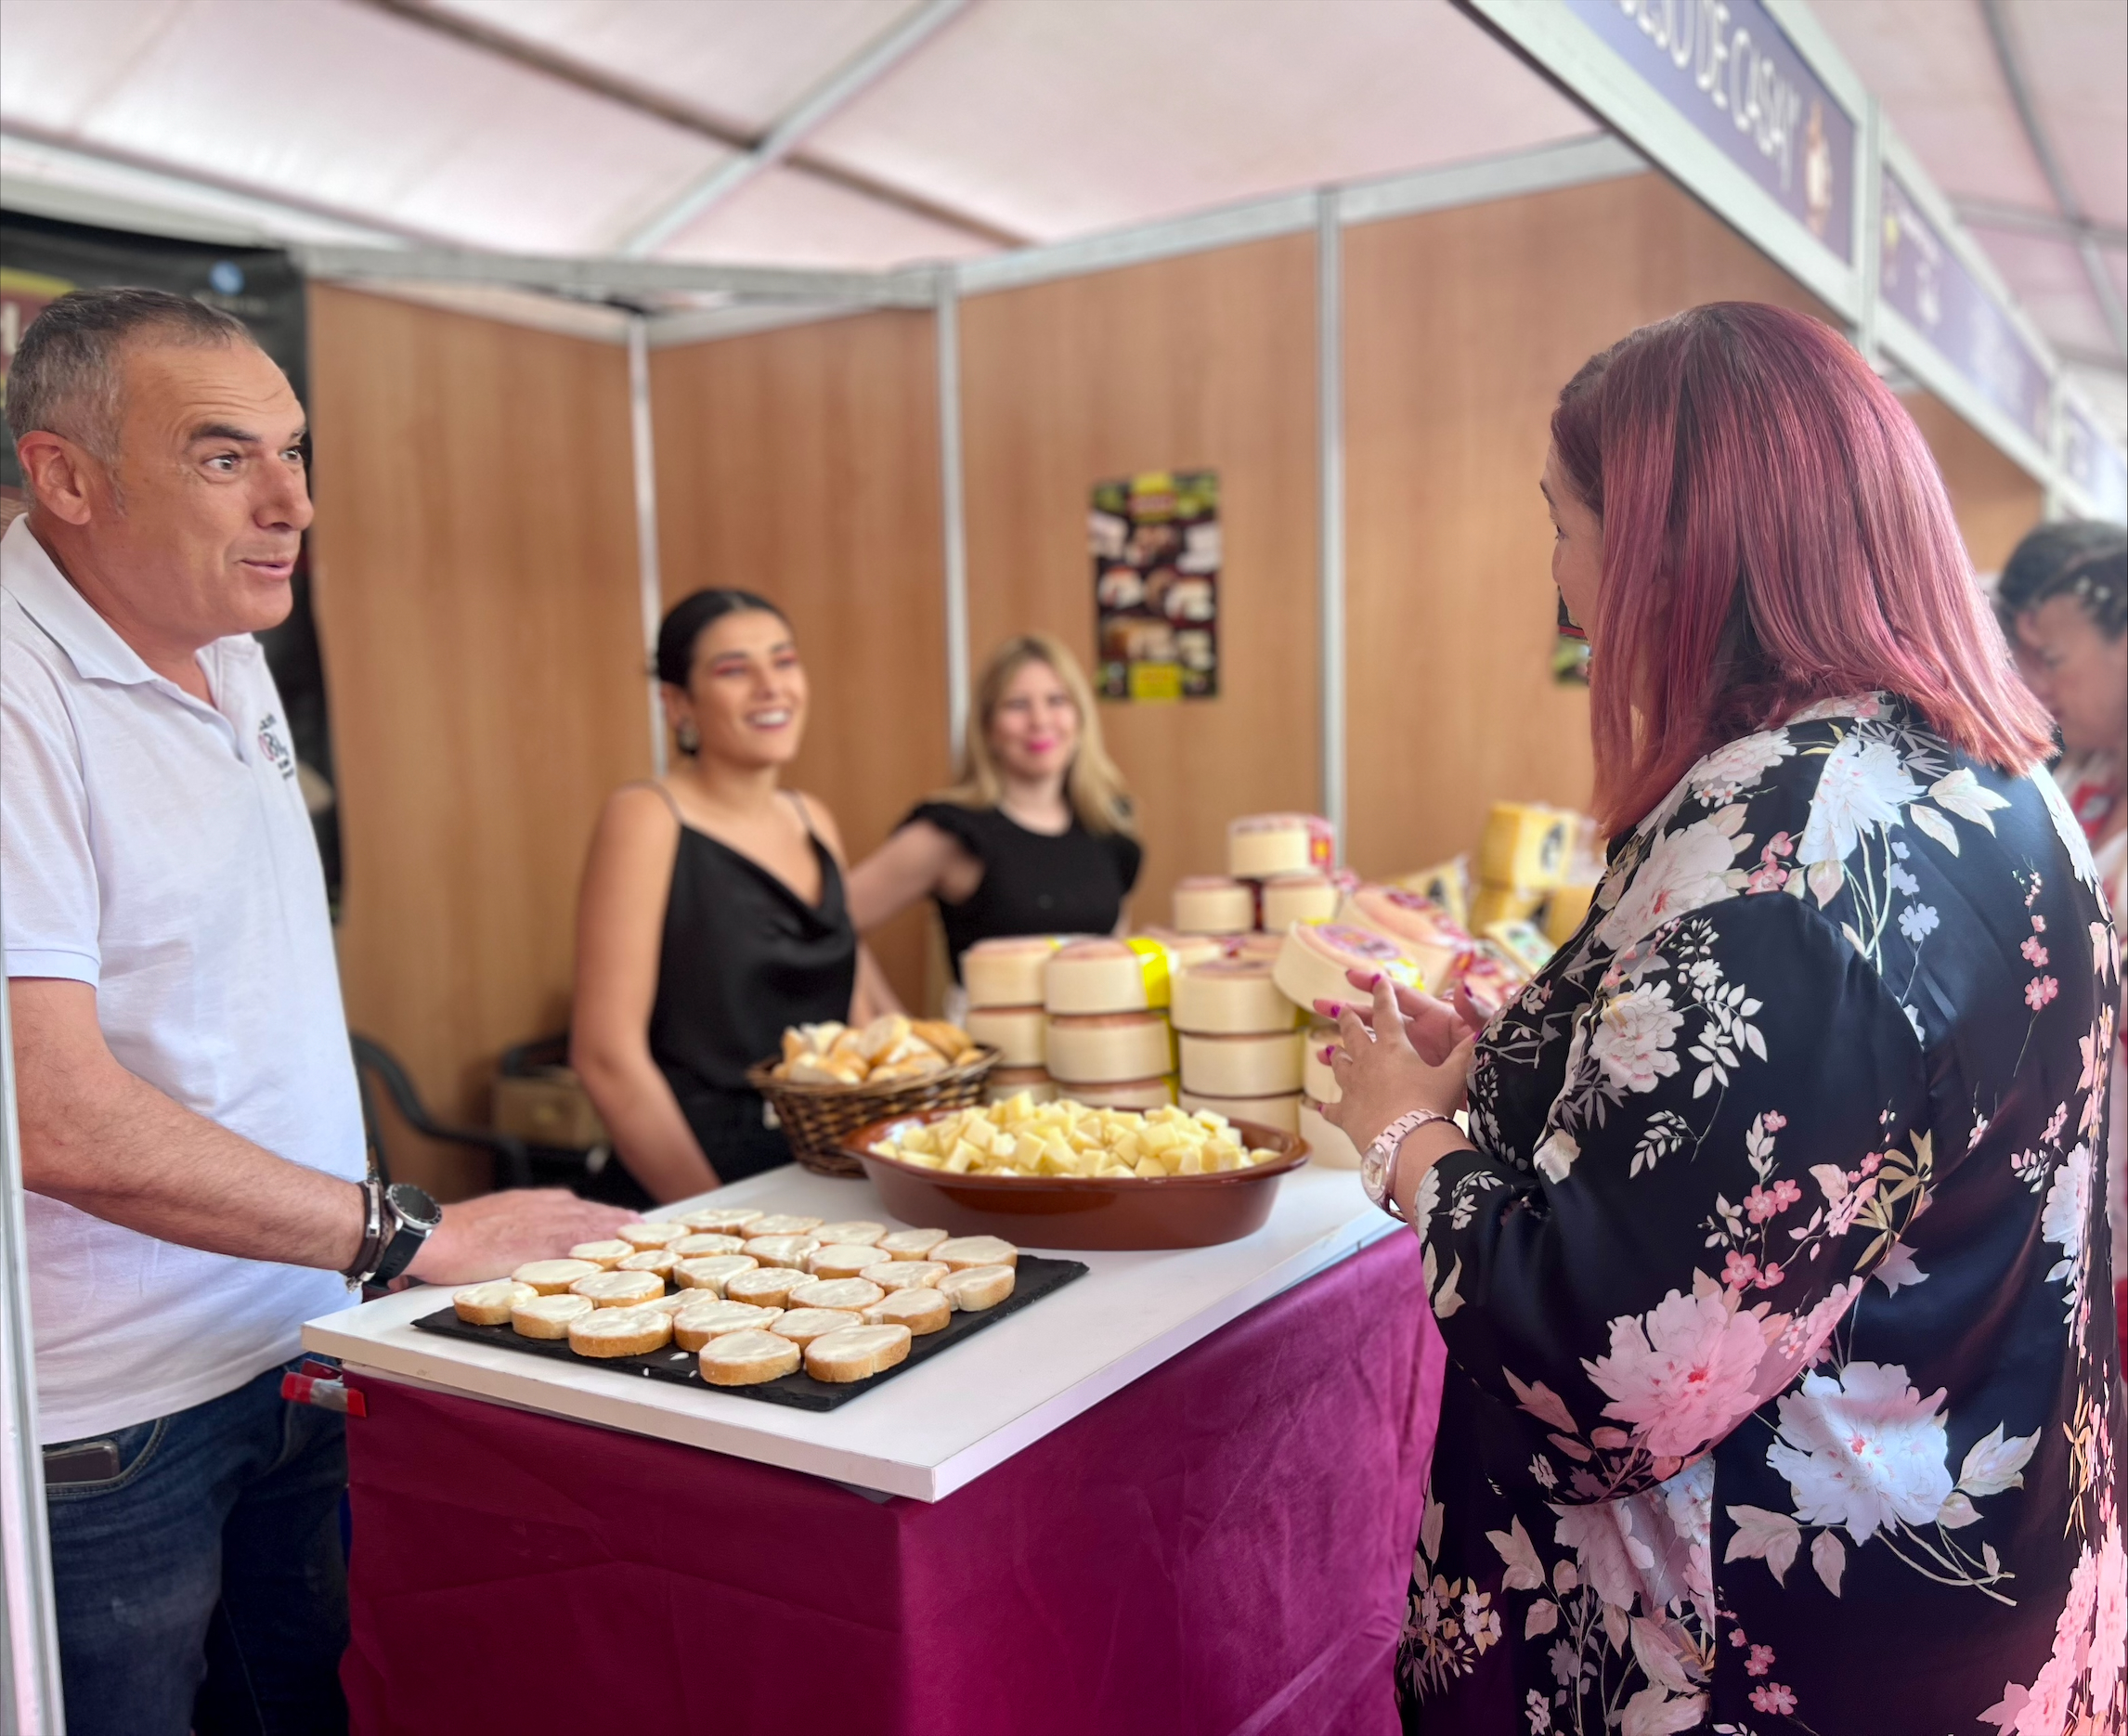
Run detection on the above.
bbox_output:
[1323,304,2121,1733]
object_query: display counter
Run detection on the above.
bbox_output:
[305,1165,1447,1735]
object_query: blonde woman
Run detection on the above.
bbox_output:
[848,634,1141,983]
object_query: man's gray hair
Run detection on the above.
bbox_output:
[6,286,255,463]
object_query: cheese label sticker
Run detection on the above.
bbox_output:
[1123,936,1174,1010]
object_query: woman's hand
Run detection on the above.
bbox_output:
[1322,972,1477,1155]
[1313,969,1486,1064]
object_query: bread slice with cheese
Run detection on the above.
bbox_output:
[804,1324,913,1383]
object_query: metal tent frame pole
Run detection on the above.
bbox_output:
[626,313,668,777]
[1316,190,1347,849]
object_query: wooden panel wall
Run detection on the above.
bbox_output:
[957,235,1322,918]
[1900,390,2047,576]
[649,311,950,1009]
[1343,175,1834,873]
[307,285,649,1198]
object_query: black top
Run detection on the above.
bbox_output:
[644,788,855,1185]
[905,800,1143,978]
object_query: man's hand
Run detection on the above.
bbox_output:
[407,1188,634,1286]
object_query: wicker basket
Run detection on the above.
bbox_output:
[746,1045,1002,1177]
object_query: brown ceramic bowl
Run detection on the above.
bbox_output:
[842,1111,1310,1250]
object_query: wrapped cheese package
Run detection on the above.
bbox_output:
[1449,940,1528,1020]
[1271,921,1422,1013]
[1177,1030,1304,1098]
[1226,812,1335,879]
[964,1004,1046,1067]
[1477,802,1574,891]
[963,936,1067,1010]
[1469,882,1546,928]
[1338,885,1475,990]
[1133,926,1226,971]
[1044,1011,1174,1084]
[1171,875,1255,936]
[1484,919,1555,977]
[1397,857,1471,929]
[1543,882,1598,946]
[1045,936,1174,1015]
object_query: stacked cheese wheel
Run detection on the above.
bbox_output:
[963,936,1065,1104]
[1043,937,1175,1108]
[455,1211,1021,1389]
[1172,957,1302,1134]
[1298,1026,1360,1170]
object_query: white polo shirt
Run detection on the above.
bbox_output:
[1,514,366,1444]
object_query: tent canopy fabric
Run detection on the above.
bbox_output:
[0,0,2121,433]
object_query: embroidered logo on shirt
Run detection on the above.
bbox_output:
[257,711,297,780]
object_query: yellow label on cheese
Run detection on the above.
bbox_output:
[1123,936,1174,1011]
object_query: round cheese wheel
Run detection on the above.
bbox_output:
[1171,958,1294,1035]
[769,1307,863,1348]
[789,1276,886,1312]
[567,1306,671,1359]
[669,1232,746,1261]
[806,1245,885,1281]
[1226,931,1285,964]
[1045,1011,1172,1083]
[673,1252,759,1294]
[861,1260,951,1292]
[511,1292,593,1338]
[510,1258,600,1295]
[680,1206,762,1237]
[1271,921,1421,1014]
[671,1299,782,1352]
[698,1328,800,1387]
[805,1323,913,1383]
[743,1235,822,1271]
[985,1066,1058,1104]
[965,1004,1046,1067]
[1303,1026,1341,1103]
[811,1221,886,1249]
[1070,1075,1175,1110]
[875,1227,949,1262]
[452,1279,536,1327]
[1135,926,1226,970]
[1178,1088,1301,1135]
[863,1287,950,1335]
[1045,938,1162,1015]
[748,1214,822,1238]
[569,1268,665,1307]
[616,1248,680,1276]
[1260,872,1339,930]
[933,1235,1019,1272]
[963,936,1065,1009]
[1338,886,1472,986]
[722,1266,811,1308]
[1300,1097,1362,1170]
[939,1265,1016,1312]
[566,1239,633,1269]
[1227,812,1334,879]
[1178,1030,1303,1097]
[616,1222,688,1250]
[1171,875,1255,935]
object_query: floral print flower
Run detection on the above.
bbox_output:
[1595,817,1745,951]
[1767,1363,1952,1543]
[1797,735,1921,899]
[2021,935,2049,967]
[1688,730,1795,804]
[2025,976,2058,1011]
[1750,1682,1798,1714]
[1745,1643,1775,1677]
[1583,1289,1767,1457]
[1590,983,1686,1094]
[1898,903,1940,944]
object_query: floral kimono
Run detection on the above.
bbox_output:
[1400,695,2122,1736]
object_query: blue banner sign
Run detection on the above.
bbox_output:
[1879,174,2052,448]
[2061,398,2128,524]
[1564,0,1854,264]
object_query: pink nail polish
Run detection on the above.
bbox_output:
[1369,974,1382,990]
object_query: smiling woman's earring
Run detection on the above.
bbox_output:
[675,720,700,756]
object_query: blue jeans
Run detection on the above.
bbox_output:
[45,1357,349,1736]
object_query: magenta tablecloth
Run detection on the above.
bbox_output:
[342,1231,1446,1736]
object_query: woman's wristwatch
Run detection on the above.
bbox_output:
[1360,1108,1456,1222]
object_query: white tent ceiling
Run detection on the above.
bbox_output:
[2,0,2122,434]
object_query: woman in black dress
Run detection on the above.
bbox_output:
[570,589,896,1206]
[847,634,1142,993]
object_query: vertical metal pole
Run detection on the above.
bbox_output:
[935,271,972,768]
[1853,97,1883,369]
[627,314,668,777]
[0,937,68,1735]
[1316,190,1347,853]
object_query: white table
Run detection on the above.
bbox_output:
[303,1163,1396,1501]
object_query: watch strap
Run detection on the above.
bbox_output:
[1363,1108,1455,1222]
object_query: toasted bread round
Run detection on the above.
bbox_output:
[452,1279,536,1326]
[744,1235,822,1271]
[566,1239,634,1270]
[723,1266,811,1308]
[811,1220,887,1249]
[568,1306,671,1359]
[616,1248,680,1276]
[669,1233,746,1261]
[569,1269,665,1308]
[698,1328,800,1387]
[512,1292,594,1338]
[804,1324,913,1383]
[862,1288,950,1336]
[807,1243,886,1280]
[671,1299,783,1352]
[769,1307,863,1348]
[788,1276,886,1313]
[680,1207,762,1237]
[673,1253,759,1294]
[875,1227,949,1262]
[861,1260,950,1293]
[511,1258,601,1295]
[616,1222,689,1250]
[934,1236,1019,1272]
[749,1213,823,1238]
[940,1265,1016,1312]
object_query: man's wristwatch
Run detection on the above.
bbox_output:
[1360,1109,1455,1222]
[344,1178,442,1287]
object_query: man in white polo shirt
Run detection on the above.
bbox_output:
[2,286,627,1736]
